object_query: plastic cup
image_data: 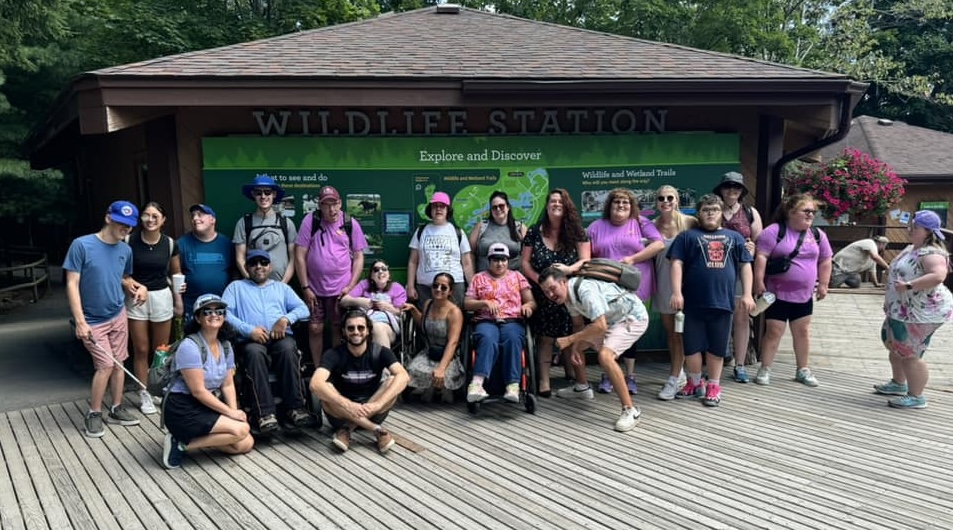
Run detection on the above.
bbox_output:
[674,311,685,334]
[172,273,185,293]
[750,292,776,317]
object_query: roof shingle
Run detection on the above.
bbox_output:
[819,115,953,177]
[92,7,847,80]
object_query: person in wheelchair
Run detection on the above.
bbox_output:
[402,273,466,403]
[221,250,311,435]
[463,243,536,403]
[340,259,406,349]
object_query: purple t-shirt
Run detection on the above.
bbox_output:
[756,223,832,303]
[587,217,662,301]
[296,213,368,296]
[348,280,407,328]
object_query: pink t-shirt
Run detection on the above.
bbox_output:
[756,223,832,303]
[296,213,368,296]
[465,270,531,321]
[587,217,662,301]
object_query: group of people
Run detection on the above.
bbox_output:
[65,171,952,469]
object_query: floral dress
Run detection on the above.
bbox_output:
[406,303,465,390]
[525,225,586,338]
[882,245,953,357]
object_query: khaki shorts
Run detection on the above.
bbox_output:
[577,315,648,357]
[126,287,174,322]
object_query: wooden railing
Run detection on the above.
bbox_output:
[0,249,51,303]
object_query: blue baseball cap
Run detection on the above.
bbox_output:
[245,249,271,264]
[189,203,216,217]
[107,201,139,227]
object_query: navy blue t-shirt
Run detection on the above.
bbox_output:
[667,227,752,313]
[177,232,234,311]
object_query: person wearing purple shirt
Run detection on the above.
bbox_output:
[753,193,833,387]
[587,188,664,395]
[295,185,368,368]
[341,260,407,349]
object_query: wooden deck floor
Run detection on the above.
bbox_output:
[1,361,952,530]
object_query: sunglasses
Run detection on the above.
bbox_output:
[490,203,508,211]
[372,266,389,273]
[657,195,676,203]
[248,260,270,268]
[345,324,367,332]
[432,283,451,292]
[201,308,226,317]
[251,189,274,197]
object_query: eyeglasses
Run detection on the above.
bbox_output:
[140,214,161,221]
[251,189,274,197]
[612,199,631,205]
[490,203,507,211]
[372,266,389,273]
[201,308,226,317]
[657,195,676,203]
[248,260,270,268]
[432,283,451,292]
[345,324,367,332]
[800,209,817,216]
[699,207,722,214]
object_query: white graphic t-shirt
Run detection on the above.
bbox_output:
[409,223,470,284]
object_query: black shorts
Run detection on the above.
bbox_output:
[764,299,814,322]
[682,308,733,358]
[163,393,221,444]
[324,395,389,430]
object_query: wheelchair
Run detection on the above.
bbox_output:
[232,338,316,437]
[460,317,537,415]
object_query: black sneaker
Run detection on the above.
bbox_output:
[259,414,279,434]
[287,408,311,428]
[105,405,140,426]
[162,433,185,469]
[84,411,105,438]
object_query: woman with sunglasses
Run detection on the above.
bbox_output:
[125,201,184,415]
[522,188,590,397]
[653,185,696,400]
[753,193,832,387]
[402,272,465,402]
[341,260,407,349]
[713,171,764,383]
[469,191,527,273]
[161,294,254,469]
[587,188,664,395]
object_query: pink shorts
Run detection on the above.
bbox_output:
[84,309,130,370]
[310,296,342,326]
[578,316,648,357]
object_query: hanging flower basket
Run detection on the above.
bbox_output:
[784,148,906,221]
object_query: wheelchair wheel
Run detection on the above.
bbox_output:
[467,400,480,415]
[524,393,537,414]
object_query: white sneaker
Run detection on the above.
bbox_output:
[614,406,641,432]
[755,366,771,386]
[676,369,687,388]
[139,390,157,415]
[658,381,678,401]
[556,384,594,400]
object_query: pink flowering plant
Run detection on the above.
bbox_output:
[784,148,906,220]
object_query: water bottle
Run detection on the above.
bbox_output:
[674,311,685,334]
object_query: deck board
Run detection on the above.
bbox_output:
[1,361,952,530]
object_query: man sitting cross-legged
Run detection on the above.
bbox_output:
[310,310,409,454]
[222,250,311,434]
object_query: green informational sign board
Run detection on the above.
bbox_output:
[203,134,739,350]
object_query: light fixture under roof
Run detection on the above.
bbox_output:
[436,3,461,14]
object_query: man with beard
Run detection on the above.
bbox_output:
[234,176,297,283]
[222,250,311,434]
[667,193,754,407]
[178,204,235,315]
[309,310,408,454]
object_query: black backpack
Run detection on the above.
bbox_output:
[308,211,354,248]
[243,212,291,248]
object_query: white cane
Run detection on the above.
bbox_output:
[86,335,148,391]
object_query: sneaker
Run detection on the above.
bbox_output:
[755,366,771,385]
[625,375,638,395]
[873,379,908,396]
[503,383,520,403]
[162,433,185,469]
[658,381,678,401]
[556,384,594,400]
[105,405,140,426]
[287,408,311,428]
[677,370,687,388]
[376,429,395,454]
[703,383,722,407]
[441,388,455,404]
[733,366,750,384]
[675,380,705,399]
[888,394,928,409]
[139,390,157,415]
[795,367,819,387]
[84,411,105,438]
[597,374,613,394]
[259,414,279,434]
[614,406,641,432]
[332,428,352,452]
[466,383,488,403]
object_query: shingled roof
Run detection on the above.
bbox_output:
[819,115,953,178]
[92,6,846,80]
